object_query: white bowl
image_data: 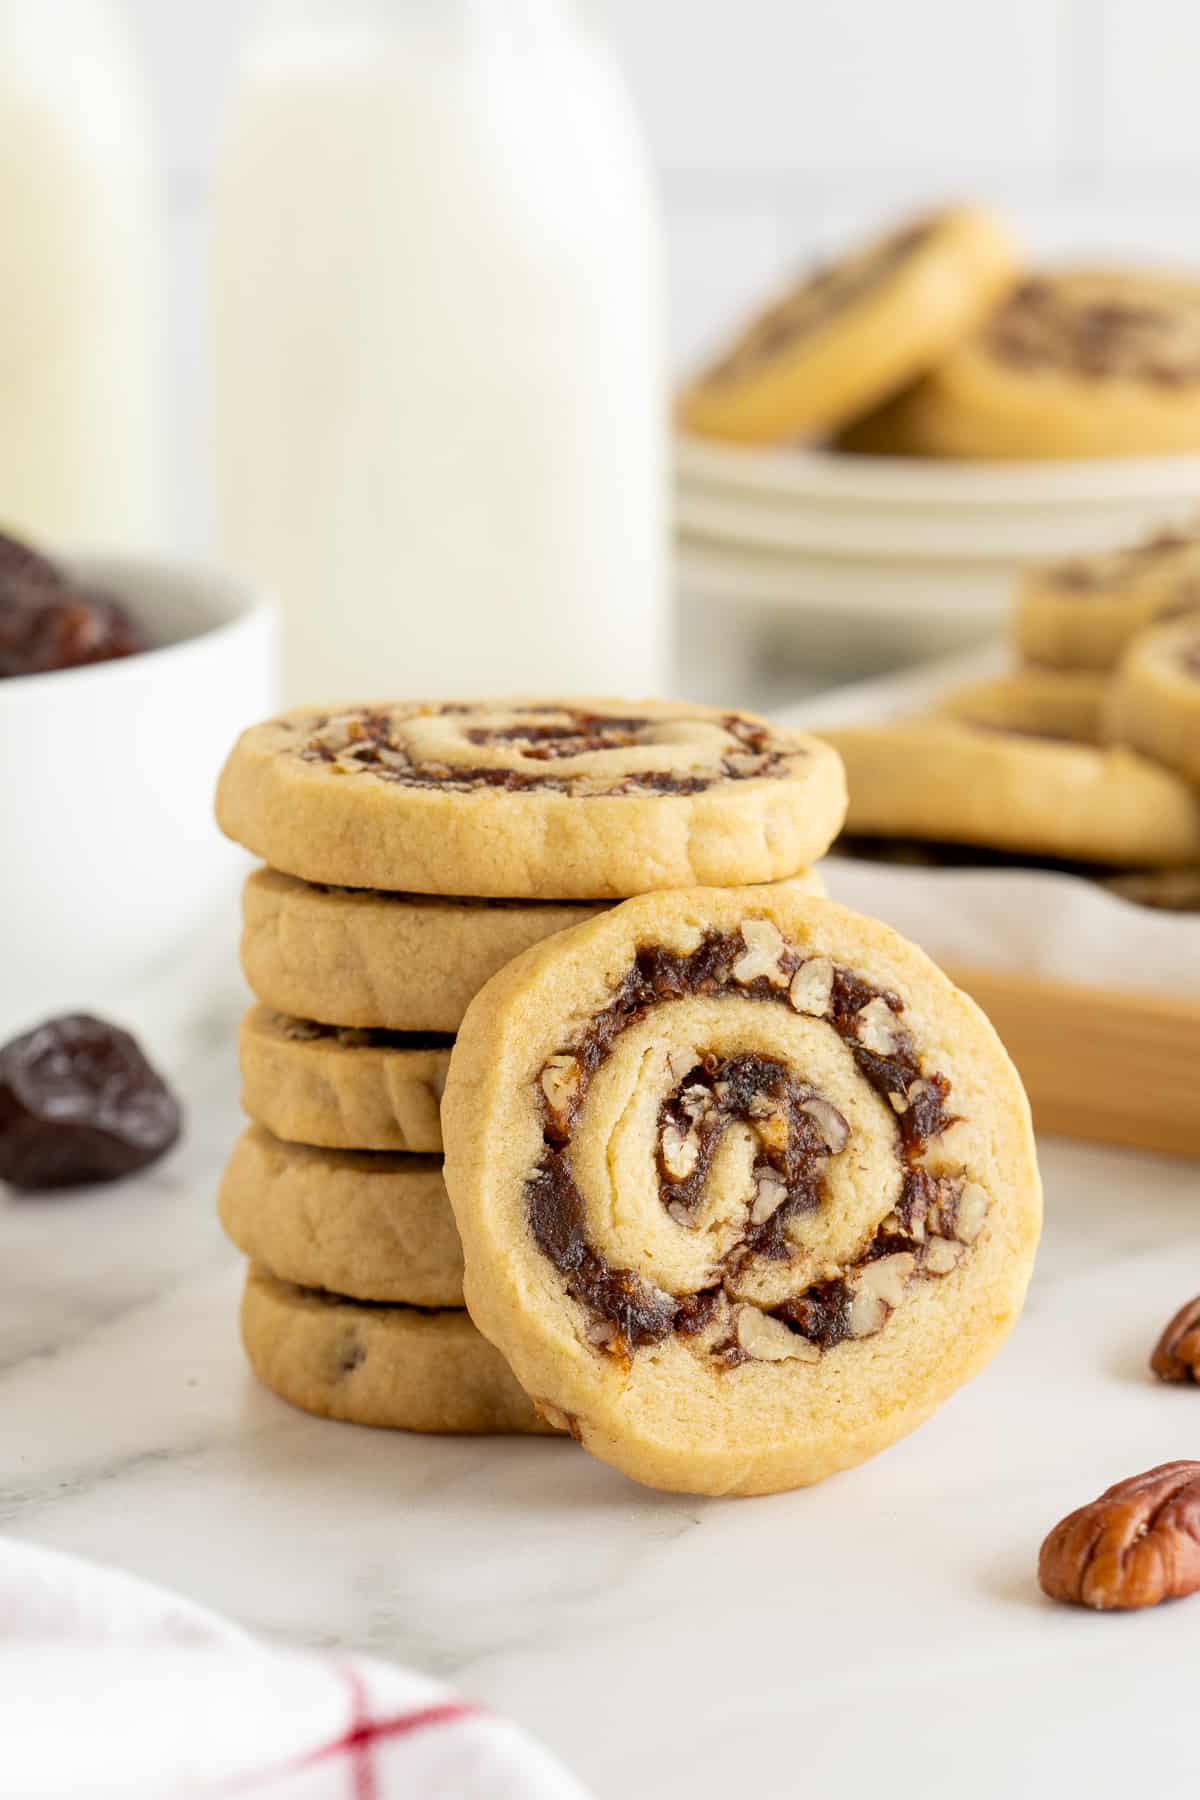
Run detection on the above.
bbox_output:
[0,555,276,1036]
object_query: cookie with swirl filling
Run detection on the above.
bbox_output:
[442,888,1041,1496]
[1015,523,1200,672]
[216,700,846,899]
[239,866,826,1033]
[840,271,1200,459]
[1104,616,1200,785]
[220,1126,464,1306]
[238,1005,450,1153]
[240,1266,557,1435]
[678,206,1019,445]
[822,718,1200,868]
[939,667,1109,743]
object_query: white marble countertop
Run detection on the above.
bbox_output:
[4,914,1200,1799]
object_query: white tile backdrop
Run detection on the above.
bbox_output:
[117,0,1200,548]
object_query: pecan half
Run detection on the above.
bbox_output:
[1038,1462,1200,1610]
[1150,1296,1200,1383]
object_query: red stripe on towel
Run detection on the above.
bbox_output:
[231,1664,482,1796]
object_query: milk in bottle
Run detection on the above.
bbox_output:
[0,0,160,547]
[215,0,668,700]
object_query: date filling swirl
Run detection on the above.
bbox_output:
[296,704,796,797]
[1050,527,1197,595]
[528,920,989,1366]
[988,278,1200,386]
[704,217,934,385]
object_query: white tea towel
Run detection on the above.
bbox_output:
[0,1538,590,1800]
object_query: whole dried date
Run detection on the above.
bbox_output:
[1150,1295,1200,1383]
[0,1014,182,1191]
[1038,1461,1200,1610]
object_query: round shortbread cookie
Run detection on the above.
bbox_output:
[216,701,846,899]
[442,888,1041,1497]
[839,271,1200,459]
[241,1266,557,1436]
[1015,525,1200,671]
[1105,616,1200,785]
[240,866,827,1032]
[239,1005,450,1152]
[241,870,607,1032]
[939,668,1108,743]
[219,1126,463,1306]
[821,719,1200,867]
[677,206,1019,445]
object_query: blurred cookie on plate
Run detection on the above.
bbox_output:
[677,206,1020,445]
[1015,522,1200,671]
[820,718,1200,868]
[1104,615,1200,785]
[840,271,1200,460]
[939,667,1108,744]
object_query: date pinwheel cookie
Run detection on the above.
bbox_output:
[220,1126,464,1307]
[216,702,846,900]
[677,206,1018,445]
[822,719,1200,867]
[241,870,610,1032]
[239,1005,449,1153]
[1015,524,1200,672]
[442,887,1041,1497]
[1105,616,1200,785]
[241,1267,557,1436]
[240,868,826,1032]
[939,667,1108,744]
[840,271,1200,459]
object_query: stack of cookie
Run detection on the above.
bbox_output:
[824,518,1200,877]
[214,700,846,1438]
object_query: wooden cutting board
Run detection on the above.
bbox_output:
[948,964,1200,1159]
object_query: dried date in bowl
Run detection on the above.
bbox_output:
[0,527,146,679]
[0,529,63,593]
[0,583,147,678]
[0,1014,182,1191]
[0,524,146,679]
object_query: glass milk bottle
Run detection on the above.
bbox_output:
[214,0,667,702]
[0,1,160,548]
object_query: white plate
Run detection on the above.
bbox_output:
[677,432,1200,508]
[676,475,1200,559]
[676,538,1008,684]
[676,435,1200,559]
[678,535,1010,617]
[675,433,1200,688]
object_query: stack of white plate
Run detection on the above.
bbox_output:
[675,434,1200,689]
